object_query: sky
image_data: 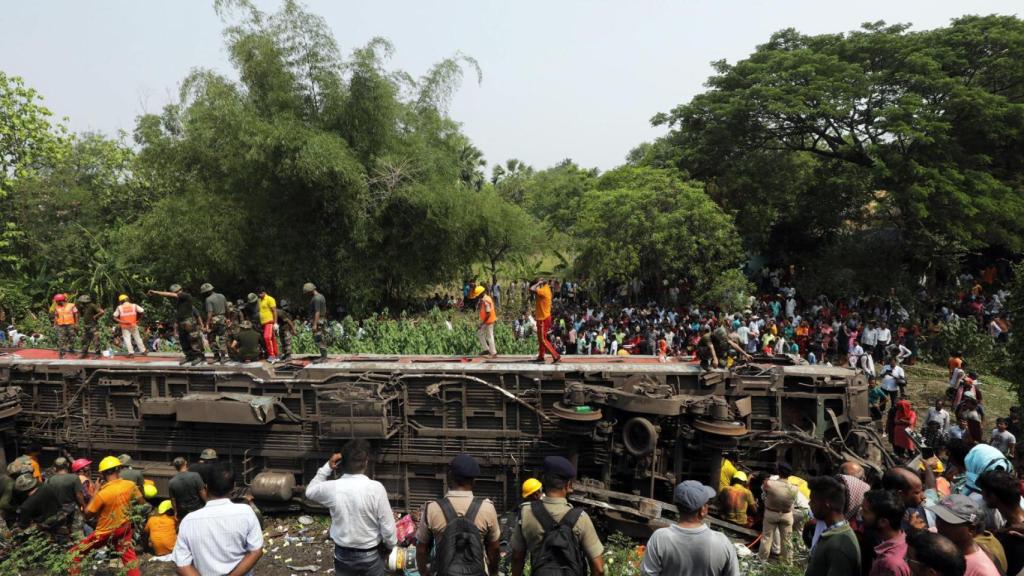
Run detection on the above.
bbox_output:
[2,1,1020,171]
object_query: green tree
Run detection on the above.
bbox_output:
[0,72,70,271]
[573,166,745,303]
[655,16,1024,272]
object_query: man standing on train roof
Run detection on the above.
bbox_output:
[76,294,105,358]
[473,285,498,358]
[52,293,78,359]
[147,284,204,366]
[200,283,228,364]
[304,283,329,364]
[113,294,147,358]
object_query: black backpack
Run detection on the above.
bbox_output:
[432,497,486,576]
[530,501,589,576]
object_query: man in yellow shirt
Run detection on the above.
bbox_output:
[257,287,279,361]
[145,500,178,556]
[529,279,560,363]
[70,456,145,576]
[719,471,757,527]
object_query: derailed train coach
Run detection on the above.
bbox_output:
[0,351,889,533]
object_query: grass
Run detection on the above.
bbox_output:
[904,362,1018,422]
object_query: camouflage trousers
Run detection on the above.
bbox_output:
[208,315,227,357]
[313,324,327,354]
[280,329,293,357]
[56,325,77,354]
[80,325,101,354]
[178,320,204,359]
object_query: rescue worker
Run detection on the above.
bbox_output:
[75,294,105,358]
[23,444,43,482]
[416,454,500,576]
[304,282,329,364]
[69,455,145,576]
[276,299,295,362]
[145,500,177,556]
[718,470,757,527]
[522,478,542,503]
[168,457,204,521]
[759,462,799,563]
[529,278,561,363]
[230,321,262,363]
[19,457,84,542]
[52,293,79,359]
[510,456,605,576]
[226,301,243,362]
[117,454,145,490]
[71,458,96,503]
[200,283,228,364]
[473,285,497,358]
[0,465,14,533]
[112,294,146,358]
[243,293,264,358]
[256,287,279,362]
[147,284,204,365]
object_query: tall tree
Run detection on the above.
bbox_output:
[655,16,1024,274]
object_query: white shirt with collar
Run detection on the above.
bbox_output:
[861,328,879,346]
[173,498,263,576]
[305,465,397,550]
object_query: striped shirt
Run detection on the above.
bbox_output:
[305,465,396,550]
[172,498,263,575]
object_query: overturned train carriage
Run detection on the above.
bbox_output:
[0,352,888,532]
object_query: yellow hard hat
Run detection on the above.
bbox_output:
[470,285,485,299]
[920,459,945,474]
[522,478,542,499]
[118,294,129,302]
[157,500,173,515]
[97,455,122,473]
[732,470,748,483]
[143,483,158,499]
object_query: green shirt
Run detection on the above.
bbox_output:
[234,328,261,359]
[121,468,145,490]
[80,303,102,327]
[868,387,887,407]
[204,292,227,316]
[805,523,860,576]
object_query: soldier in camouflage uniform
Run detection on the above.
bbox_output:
[76,295,106,358]
[276,299,296,362]
[147,284,205,365]
[200,283,229,364]
[225,301,243,362]
[303,283,329,363]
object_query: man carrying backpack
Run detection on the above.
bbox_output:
[510,456,605,576]
[415,454,500,576]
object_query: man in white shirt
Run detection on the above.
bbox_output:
[173,461,263,576]
[305,439,396,576]
[861,321,879,357]
[875,322,892,362]
[880,358,906,405]
[925,399,951,432]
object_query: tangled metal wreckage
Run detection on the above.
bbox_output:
[0,350,890,535]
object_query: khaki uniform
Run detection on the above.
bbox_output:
[510,496,603,563]
[759,477,798,563]
[416,490,500,547]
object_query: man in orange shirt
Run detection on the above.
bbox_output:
[474,285,498,358]
[52,293,78,359]
[145,500,178,556]
[529,278,560,363]
[70,455,145,576]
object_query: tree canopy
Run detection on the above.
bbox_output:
[651,15,1024,290]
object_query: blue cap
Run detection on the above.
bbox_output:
[450,454,480,478]
[674,480,717,513]
[543,456,577,480]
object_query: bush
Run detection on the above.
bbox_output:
[926,317,1011,376]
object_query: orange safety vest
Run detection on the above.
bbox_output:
[55,303,77,326]
[117,303,138,328]
[479,294,497,325]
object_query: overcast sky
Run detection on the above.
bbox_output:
[2,1,1020,171]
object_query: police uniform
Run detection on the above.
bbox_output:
[509,457,603,566]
